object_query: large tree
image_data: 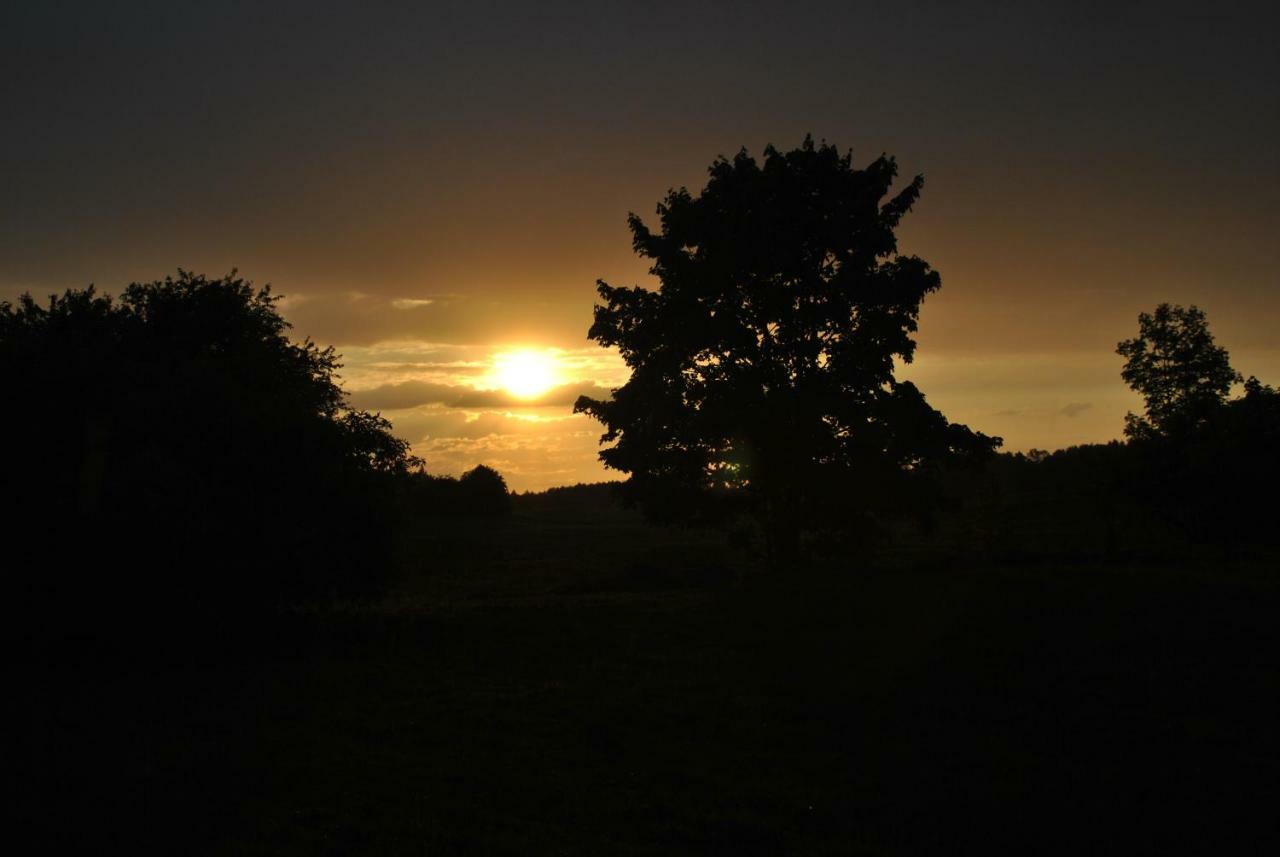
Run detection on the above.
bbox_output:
[575,138,998,556]
[1116,303,1241,440]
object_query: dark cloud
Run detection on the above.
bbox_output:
[358,362,488,375]
[382,408,520,442]
[349,379,612,411]
[381,405,589,444]
[1059,402,1092,418]
[278,293,594,348]
[348,381,462,411]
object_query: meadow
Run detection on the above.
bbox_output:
[25,486,1279,854]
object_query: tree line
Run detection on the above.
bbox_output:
[1,271,509,637]
[4,138,1275,640]
[573,137,1278,561]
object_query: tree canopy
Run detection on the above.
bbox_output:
[575,138,999,555]
[1117,303,1241,439]
[1111,303,1279,544]
[2,271,420,624]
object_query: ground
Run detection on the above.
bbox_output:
[23,495,1280,854]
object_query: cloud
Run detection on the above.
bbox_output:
[356,361,490,375]
[349,379,613,411]
[348,381,464,410]
[1059,402,1092,418]
[334,341,627,383]
[328,339,625,491]
[386,407,576,442]
[279,292,594,347]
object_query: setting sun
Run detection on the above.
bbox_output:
[491,349,561,399]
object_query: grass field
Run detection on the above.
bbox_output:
[23,494,1280,854]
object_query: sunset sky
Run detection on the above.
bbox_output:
[5,1,1277,490]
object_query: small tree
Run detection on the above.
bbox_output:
[575,138,998,558]
[1113,305,1280,548]
[459,464,513,516]
[1116,303,1241,439]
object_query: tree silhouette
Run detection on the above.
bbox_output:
[459,464,513,516]
[1116,303,1241,439]
[575,138,999,557]
[2,271,420,629]
[1113,305,1279,546]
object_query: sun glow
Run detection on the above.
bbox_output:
[490,349,562,399]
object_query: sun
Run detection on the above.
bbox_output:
[491,349,561,399]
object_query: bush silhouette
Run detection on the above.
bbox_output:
[1,271,420,633]
[575,137,999,559]
[400,464,512,517]
[459,465,513,516]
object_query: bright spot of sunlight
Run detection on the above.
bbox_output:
[490,348,562,399]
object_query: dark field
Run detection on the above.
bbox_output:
[23,495,1280,855]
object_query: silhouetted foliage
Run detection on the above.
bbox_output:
[1219,376,1280,536]
[931,306,1279,558]
[575,137,999,558]
[1117,303,1241,440]
[1108,304,1280,546]
[1,271,420,633]
[509,482,638,527]
[458,465,513,516]
[1126,375,1279,544]
[400,464,512,517]
[927,443,1167,563]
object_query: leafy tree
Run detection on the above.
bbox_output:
[459,464,513,516]
[1115,305,1280,548]
[399,464,513,517]
[575,138,999,557]
[1116,303,1241,439]
[2,271,420,629]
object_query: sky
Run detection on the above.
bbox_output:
[4,1,1278,490]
